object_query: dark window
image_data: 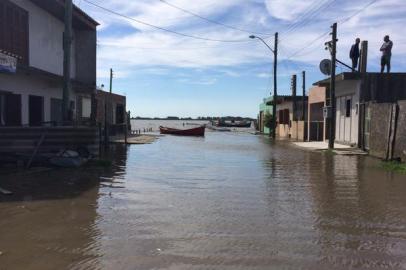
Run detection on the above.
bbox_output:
[0,0,29,65]
[346,99,351,117]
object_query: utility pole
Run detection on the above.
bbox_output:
[249,33,278,138]
[104,68,113,147]
[291,74,297,121]
[109,68,113,93]
[62,0,73,123]
[272,32,278,139]
[302,71,306,121]
[328,23,337,149]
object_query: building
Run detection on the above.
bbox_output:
[275,95,308,140]
[307,86,328,141]
[313,72,406,161]
[0,0,100,156]
[0,0,98,126]
[258,96,273,135]
[95,89,127,135]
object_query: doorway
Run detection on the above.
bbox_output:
[29,95,44,126]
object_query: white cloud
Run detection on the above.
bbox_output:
[76,0,406,80]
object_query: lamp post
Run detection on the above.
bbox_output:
[250,33,278,139]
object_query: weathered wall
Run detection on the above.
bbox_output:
[277,124,290,138]
[291,121,306,141]
[0,126,100,156]
[394,101,406,161]
[335,80,361,145]
[95,90,126,125]
[0,73,76,125]
[75,30,97,85]
[11,0,76,78]
[368,102,391,159]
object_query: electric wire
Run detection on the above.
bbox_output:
[159,0,272,36]
[82,0,250,43]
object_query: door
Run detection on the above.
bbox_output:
[344,97,352,142]
[5,93,21,126]
[29,95,44,126]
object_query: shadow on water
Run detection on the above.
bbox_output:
[0,145,129,269]
[0,145,129,203]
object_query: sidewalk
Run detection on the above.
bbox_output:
[292,141,351,150]
[292,141,368,155]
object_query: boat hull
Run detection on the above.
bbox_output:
[159,126,205,136]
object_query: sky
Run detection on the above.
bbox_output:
[73,0,406,118]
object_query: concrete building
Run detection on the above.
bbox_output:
[307,86,328,141]
[276,95,308,140]
[0,0,98,126]
[313,72,406,161]
[0,0,100,157]
[258,96,273,135]
[95,89,127,135]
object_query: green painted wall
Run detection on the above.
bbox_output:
[259,97,273,135]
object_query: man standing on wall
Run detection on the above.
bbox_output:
[380,35,393,73]
[349,38,360,71]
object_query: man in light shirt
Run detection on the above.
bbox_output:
[380,35,393,73]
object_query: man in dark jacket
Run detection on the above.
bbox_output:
[349,38,360,71]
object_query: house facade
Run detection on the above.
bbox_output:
[258,96,273,135]
[307,86,327,141]
[276,95,308,140]
[95,89,128,135]
[313,72,406,161]
[0,0,98,126]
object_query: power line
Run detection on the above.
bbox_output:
[284,0,380,61]
[159,0,272,36]
[83,0,250,43]
[280,0,333,37]
[282,0,338,39]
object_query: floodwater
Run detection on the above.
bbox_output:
[1,133,406,270]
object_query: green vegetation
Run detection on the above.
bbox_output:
[381,161,406,173]
[264,112,274,129]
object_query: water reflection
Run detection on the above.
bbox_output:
[1,134,406,270]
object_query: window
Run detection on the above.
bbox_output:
[82,97,91,118]
[0,0,29,65]
[346,99,351,118]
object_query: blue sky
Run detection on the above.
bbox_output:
[74,0,406,118]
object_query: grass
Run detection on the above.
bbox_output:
[381,161,406,173]
[323,149,337,156]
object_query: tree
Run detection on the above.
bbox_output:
[264,112,275,133]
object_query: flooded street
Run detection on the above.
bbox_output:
[1,133,406,270]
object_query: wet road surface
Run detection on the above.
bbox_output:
[1,133,406,269]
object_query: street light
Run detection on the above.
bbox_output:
[250,33,278,139]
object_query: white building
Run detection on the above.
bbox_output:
[0,0,98,126]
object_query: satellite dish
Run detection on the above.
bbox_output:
[320,59,332,75]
